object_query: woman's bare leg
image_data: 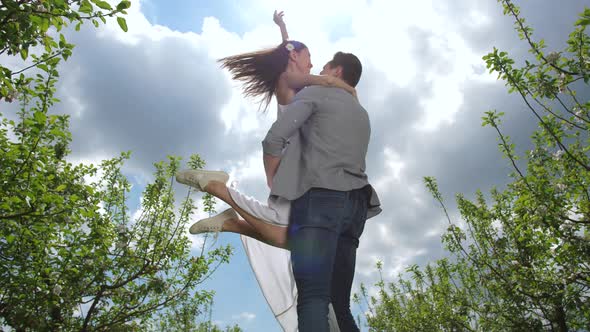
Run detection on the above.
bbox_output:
[204,181,288,249]
[221,218,276,245]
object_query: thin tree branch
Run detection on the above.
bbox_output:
[503,65,590,172]
[503,0,579,76]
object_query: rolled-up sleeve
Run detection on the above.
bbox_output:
[262,88,316,156]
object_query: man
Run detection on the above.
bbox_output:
[262,51,381,332]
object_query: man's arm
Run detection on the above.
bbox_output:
[262,88,318,187]
[263,154,281,189]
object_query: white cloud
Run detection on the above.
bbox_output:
[373,147,405,192]
[232,311,256,321]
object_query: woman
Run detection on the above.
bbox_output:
[176,11,355,331]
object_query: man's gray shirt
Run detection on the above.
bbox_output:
[262,86,381,218]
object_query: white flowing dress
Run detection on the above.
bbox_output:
[228,105,340,332]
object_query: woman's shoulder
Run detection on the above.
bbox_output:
[275,80,295,105]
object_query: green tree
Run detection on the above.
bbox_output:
[147,295,244,332]
[359,1,590,331]
[0,68,233,330]
[192,322,243,332]
[1,0,131,102]
[0,0,235,331]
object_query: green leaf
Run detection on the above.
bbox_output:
[20,48,28,61]
[56,184,67,192]
[41,18,50,32]
[94,0,113,10]
[29,15,42,26]
[117,0,132,11]
[79,0,93,14]
[6,234,15,244]
[117,17,128,32]
[59,34,67,48]
[34,111,47,124]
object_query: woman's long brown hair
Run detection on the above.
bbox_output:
[218,40,307,112]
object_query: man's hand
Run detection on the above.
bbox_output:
[264,153,281,190]
[273,10,285,26]
[266,177,273,189]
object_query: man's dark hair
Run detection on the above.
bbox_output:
[328,51,362,87]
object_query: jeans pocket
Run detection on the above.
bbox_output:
[302,189,346,230]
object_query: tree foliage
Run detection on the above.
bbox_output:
[1,0,234,330]
[1,0,131,103]
[148,299,244,332]
[360,1,590,331]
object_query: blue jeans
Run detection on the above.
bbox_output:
[288,186,369,332]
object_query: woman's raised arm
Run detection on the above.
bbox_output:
[273,10,289,41]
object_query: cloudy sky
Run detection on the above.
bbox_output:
[2,0,587,330]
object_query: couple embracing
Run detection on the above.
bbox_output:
[176,11,381,332]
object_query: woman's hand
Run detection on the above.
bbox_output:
[329,76,358,99]
[273,10,285,26]
[273,10,289,41]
